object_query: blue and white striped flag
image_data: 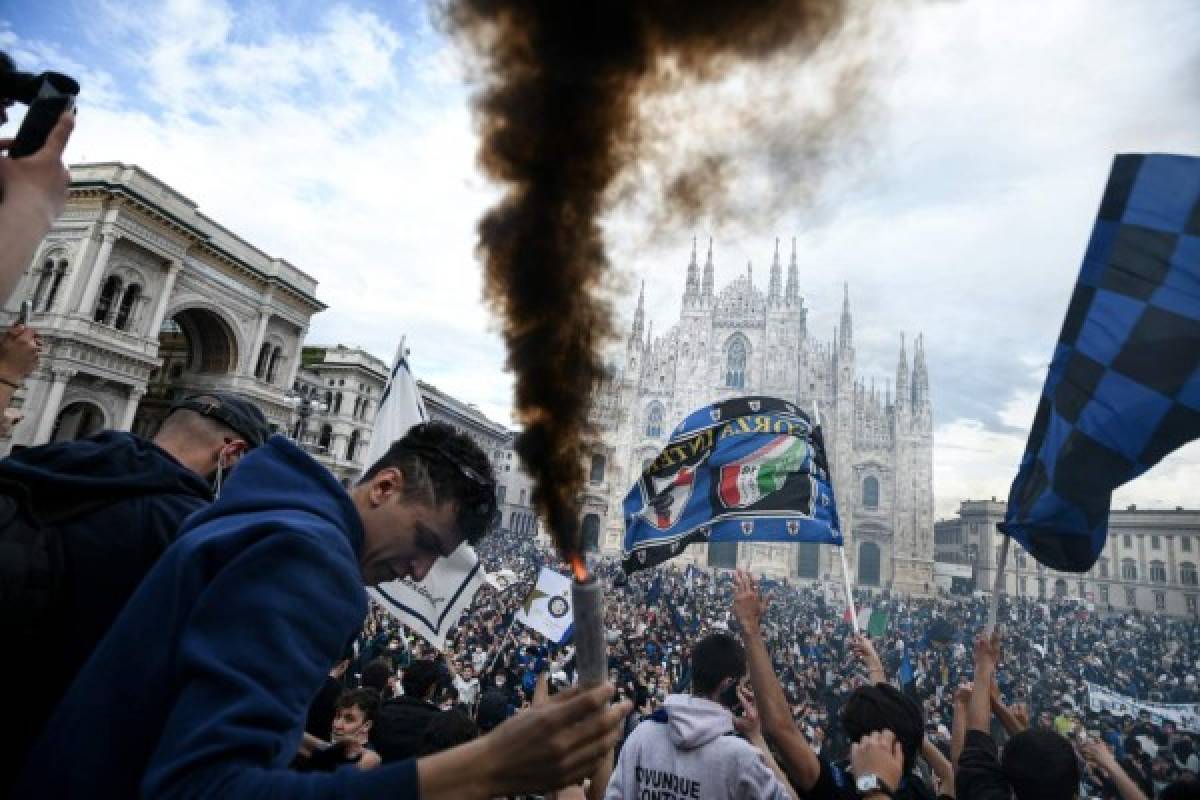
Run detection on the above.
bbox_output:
[365,338,483,651]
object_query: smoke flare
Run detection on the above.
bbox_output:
[443,0,863,559]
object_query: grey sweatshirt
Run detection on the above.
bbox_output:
[605,694,792,800]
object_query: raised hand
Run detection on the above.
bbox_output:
[850,729,904,792]
[732,569,767,630]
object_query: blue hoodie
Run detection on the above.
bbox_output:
[16,436,419,799]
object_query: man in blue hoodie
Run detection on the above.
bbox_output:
[16,420,630,799]
[0,391,269,783]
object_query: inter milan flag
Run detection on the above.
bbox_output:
[622,395,842,573]
[1001,154,1200,572]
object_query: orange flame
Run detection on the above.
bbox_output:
[570,552,589,582]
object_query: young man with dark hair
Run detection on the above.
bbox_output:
[17,421,630,799]
[303,689,384,773]
[605,631,793,799]
[0,391,270,784]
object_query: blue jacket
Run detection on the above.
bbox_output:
[16,436,419,798]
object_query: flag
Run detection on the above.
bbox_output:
[867,608,889,638]
[1000,154,1200,572]
[368,544,482,651]
[363,339,483,650]
[843,604,869,627]
[514,567,575,644]
[622,396,842,573]
[484,568,519,592]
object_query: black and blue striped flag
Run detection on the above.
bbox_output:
[1000,154,1200,572]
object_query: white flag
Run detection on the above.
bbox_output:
[514,567,574,644]
[362,338,483,651]
[368,544,482,651]
[484,568,519,592]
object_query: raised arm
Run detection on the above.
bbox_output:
[1083,741,1149,800]
[967,631,1000,734]
[922,736,955,799]
[732,570,820,792]
[851,634,888,686]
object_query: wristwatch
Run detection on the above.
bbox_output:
[855,773,896,799]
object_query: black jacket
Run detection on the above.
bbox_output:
[372,696,444,762]
[0,431,211,765]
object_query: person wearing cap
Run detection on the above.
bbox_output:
[0,390,269,784]
[17,420,630,799]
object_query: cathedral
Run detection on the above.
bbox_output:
[586,238,935,592]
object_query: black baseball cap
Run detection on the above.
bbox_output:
[169,392,271,448]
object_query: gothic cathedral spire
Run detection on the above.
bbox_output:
[912,332,929,410]
[895,332,910,410]
[839,282,853,349]
[785,237,799,305]
[631,279,645,344]
[701,237,714,301]
[683,235,699,306]
[768,237,782,307]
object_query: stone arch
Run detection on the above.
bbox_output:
[114,283,143,331]
[94,275,123,323]
[51,400,107,442]
[724,333,750,389]
[31,248,70,312]
[163,303,243,375]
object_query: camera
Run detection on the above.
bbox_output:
[0,51,79,158]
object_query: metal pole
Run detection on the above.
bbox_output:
[987,534,1011,634]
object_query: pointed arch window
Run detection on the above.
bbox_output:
[645,404,664,438]
[318,424,333,450]
[725,335,748,388]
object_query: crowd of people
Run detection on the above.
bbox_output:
[324,522,1200,799]
[3,47,1200,800]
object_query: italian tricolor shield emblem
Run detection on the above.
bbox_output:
[718,435,807,509]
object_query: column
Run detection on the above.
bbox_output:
[146,260,183,338]
[249,310,271,378]
[53,224,98,314]
[120,386,146,431]
[283,327,307,389]
[33,369,75,444]
[77,233,118,315]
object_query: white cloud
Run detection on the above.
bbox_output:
[5,0,1199,508]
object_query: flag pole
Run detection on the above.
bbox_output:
[839,546,859,634]
[986,532,1011,634]
[813,399,857,634]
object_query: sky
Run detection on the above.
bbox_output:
[3,0,1199,518]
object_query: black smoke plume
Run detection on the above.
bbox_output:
[442,0,861,559]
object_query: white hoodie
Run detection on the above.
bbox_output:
[605,694,791,800]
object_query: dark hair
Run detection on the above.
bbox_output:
[336,688,380,723]
[1001,729,1080,800]
[690,633,745,696]
[417,710,480,756]
[359,421,498,545]
[1161,779,1200,800]
[840,684,925,774]
[361,658,393,694]
[402,659,441,699]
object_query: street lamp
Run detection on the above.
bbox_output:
[286,394,328,445]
